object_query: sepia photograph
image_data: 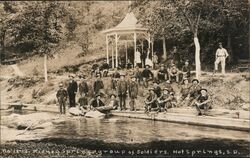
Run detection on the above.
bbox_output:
[0,1,249,157]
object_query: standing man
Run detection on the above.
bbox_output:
[67,75,78,107]
[79,76,89,97]
[56,83,68,114]
[214,42,229,75]
[93,74,104,95]
[134,48,142,68]
[141,65,154,88]
[117,73,128,110]
[129,75,139,111]
[152,51,158,69]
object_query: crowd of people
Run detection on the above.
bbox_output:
[55,43,231,116]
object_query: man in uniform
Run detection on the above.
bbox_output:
[111,68,120,89]
[214,42,229,75]
[128,75,139,111]
[79,76,89,97]
[141,65,154,88]
[157,64,168,83]
[134,66,142,84]
[56,83,68,114]
[89,94,105,110]
[168,63,181,83]
[93,74,104,95]
[108,93,119,110]
[67,75,78,107]
[117,73,128,110]
[157,88,174,112]
[181,60,191,81]
[188,79,202,106]
[144,88,158,113]
[178,78,191,107]
[194,88,212,115]
[153,80,161,98]
[100,59,110,77]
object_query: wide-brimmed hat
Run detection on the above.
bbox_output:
[183,78,189,83]
[192,79,199,83]
[148,87,154,91]
[153,80,159,84]
[131,75,136,79]
[110,93,117,98]
[163,87,170,91]
[59,83,63,87]
[95,93,101,97]
[200,88,208,93]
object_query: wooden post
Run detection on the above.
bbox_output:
[134,33,137,67]
[115,34,118,68]
[44,54,48,82]
[106,35,109,64]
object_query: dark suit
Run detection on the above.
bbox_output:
[89,98,105,109]
[67,80,78,107]
[117,80,128,110]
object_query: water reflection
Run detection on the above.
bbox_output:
[50,117,250,144]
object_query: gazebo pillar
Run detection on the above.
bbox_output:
[112,43,114,68]
[141,40,144,68]
[134,33,137,67]
[115,33,118,68]
[151,37,154,60]
[125,41,128,68]
[106,35,109,64]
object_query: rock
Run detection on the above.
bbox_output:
[85,111,105,118]
[68,107,85,116]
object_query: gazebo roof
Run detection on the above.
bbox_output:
[102,12,148,35]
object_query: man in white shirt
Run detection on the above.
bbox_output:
[134,48,141,68]
[214,42,229,75]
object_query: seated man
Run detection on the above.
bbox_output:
[100,60,110,77]
[94,67,102,77]
[141,65,154,88]
[108,93,119,110]
[111,68,120,89]
[157,64,168,83]
[188,79,202,106]
[153,80,161,98]
[144,88,158,113]
[194,88,212,116]
[181,60,191,81]
[157,88,175,112]
[168,63,181,83]
[91,60,99,77]
[134,66,142,84]
[178,78,191,107]
[89,94,105,110]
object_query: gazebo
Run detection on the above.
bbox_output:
[102,12,153,68]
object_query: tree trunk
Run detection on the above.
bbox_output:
[194,33,201,79]
[162,37,167,61]
[227,32,233,63]
[44,54,48,82]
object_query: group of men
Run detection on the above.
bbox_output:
[56,42,228,115]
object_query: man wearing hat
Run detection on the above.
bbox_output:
[111,68,120,89]
[56,83,68,114]
[67,75,78,107]
[108,93,119,110]
[141,65,154,88]
[181,60,191,81]
[144,87,158,113]
[134,66,142,85]
[157,88,174,112]
[89,93,105,110]
[153,80,161,98]
[157,64,168,83]
[194,88,212,115]
[79,76,89,97]
[168,63,181,83]
[100,59,110,77]
[93,74,104,95]
[117,73,128,110]
[214,42,229,75]
[178,78,192,107]
[187,79,202,106]
[128,75,139,111]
